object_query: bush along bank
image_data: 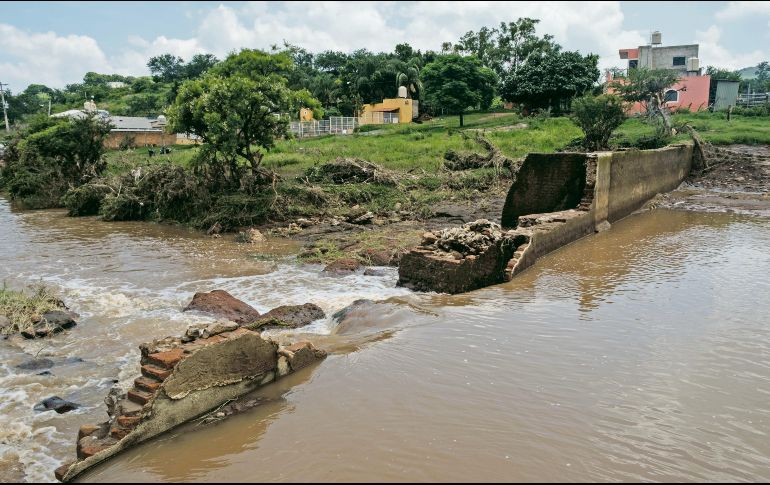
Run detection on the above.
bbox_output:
[61,152,516,235]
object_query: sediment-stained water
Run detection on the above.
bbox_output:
[2,197,770,482]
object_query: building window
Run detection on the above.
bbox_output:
[620,51,629,59]
[673,56,686,66]
[628,59,638,69]
[664,89,679,103]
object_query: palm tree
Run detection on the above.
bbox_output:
[396,63,422,99]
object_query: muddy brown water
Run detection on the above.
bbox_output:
[2,197,770,482]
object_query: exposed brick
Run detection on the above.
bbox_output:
[127,388,153,406]
[54,462,73,482]
[77,424,101,441]
[147,348,185,369]
[110,427,131,440]
[134,376,162,392]
[78,443,112,459]
[117,415,141,428]
[141,364,171,380]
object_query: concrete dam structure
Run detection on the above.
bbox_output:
[398,143,694,294]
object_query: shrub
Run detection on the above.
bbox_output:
[571,94,626,151]
[62,184,112,216]
[100,191,148,221]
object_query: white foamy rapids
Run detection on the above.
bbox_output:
[0,373,72,483]
[176,263,413,334]
[2,255,411,482]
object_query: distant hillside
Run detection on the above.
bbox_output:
[737,65,759,79]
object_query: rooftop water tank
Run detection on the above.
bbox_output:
[397,85,408,98]
[651,31,662,45]
[687,57,700,72]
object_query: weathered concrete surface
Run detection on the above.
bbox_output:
[605,143,693,223]
[55,327,326,482]
[400,144,695,294]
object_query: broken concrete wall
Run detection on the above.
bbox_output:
[501,153,589,228]
[400,143,695,294]
[55,328,325,482]
[605,143,693,223]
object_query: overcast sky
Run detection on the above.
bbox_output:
[2,1,770,92]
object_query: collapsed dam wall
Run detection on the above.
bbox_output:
[398,143,694,294]
[54,327,326,482]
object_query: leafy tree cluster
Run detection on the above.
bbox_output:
[448,18,600,111]
[1,114,112,208]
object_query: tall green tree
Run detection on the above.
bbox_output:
[421,55,497,126]
[501,49,599,112]
[167,49,321,186]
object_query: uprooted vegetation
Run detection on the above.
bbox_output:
[443,132,521,175]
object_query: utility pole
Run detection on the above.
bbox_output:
[0,81,10,132]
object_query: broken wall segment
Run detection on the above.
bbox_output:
[501,152,589,228]
[397,220,529,294]
[399,144,695,294]
[55,327,326,482]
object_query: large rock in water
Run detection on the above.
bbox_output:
[245,303,325,330]
[322,258,362,275]
[183,290,261,324]
[34,396,80,414]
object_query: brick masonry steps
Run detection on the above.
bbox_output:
[127,388,153,406]
[117,415,141,428]
[146,348,185,369]
[118,398,144,417]
[141,363,172,381]
[134,375,162,393]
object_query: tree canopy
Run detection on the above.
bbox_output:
[421,55,497,126]
[501,49,599,112]
[167,49,321,186]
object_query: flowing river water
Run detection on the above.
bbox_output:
[2,196,770,482]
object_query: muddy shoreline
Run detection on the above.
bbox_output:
[644,144,770,217]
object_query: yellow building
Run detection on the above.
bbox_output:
[299,108,314,121]
[359,97,418,125]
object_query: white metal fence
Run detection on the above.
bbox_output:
[289,116,358,138]
[737,93,769,107]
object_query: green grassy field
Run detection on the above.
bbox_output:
[88,110,770,230]
[106,111,770,179]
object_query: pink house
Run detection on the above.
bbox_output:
[607,32,711,114]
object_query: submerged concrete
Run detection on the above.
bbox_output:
[398,143,694,294]
[54,327,325,482]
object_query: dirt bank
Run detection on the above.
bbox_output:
[256,189,509,267]
[645,144,770,216]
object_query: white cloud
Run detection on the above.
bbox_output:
[0,24,112,91]
[0,1,765,90]
[695,25,766,70]
[716,1,770,20]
